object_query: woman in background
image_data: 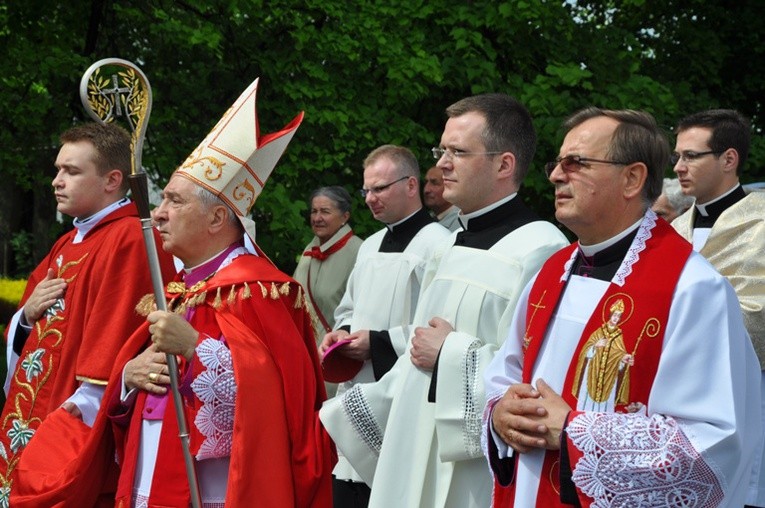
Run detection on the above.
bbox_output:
[293,186,363,384]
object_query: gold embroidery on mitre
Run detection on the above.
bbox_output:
[572,296,633,405]
[233,178,257,211]
[181,145,226,181]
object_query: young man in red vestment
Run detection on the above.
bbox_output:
[482,108,761,507]
[106,78,333,507]
[1,122,177,505]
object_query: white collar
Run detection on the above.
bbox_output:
[458,193,517,230]
[72,197,130,244]
[695,183,740,216]
[579,218,643,257]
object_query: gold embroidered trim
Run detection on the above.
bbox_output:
[75,375,108,386]
[135,294,156,316]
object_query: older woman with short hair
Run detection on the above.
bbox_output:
[293,186,363,354]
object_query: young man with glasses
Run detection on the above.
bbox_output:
[319,144,449,507]
[321,94,567,507]
[671,109,765,508]
[483,107,760,507]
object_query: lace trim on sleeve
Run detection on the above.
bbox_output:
[191,338,236,460]
[568,412,724,507]
[342,384,383,454]
[462,340,483,458]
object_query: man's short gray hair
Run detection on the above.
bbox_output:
[195,185,242,230]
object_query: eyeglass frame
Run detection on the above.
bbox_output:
[670,150,723,166]
[431,147,504,161]
[359,175,411,198]
[544,155,631,178]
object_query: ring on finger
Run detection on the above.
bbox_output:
[148,372,159,382]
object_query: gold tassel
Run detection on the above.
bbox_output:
[257,281,267,298]
[135,294,155,316]
[227,285,236,305]
[279,282,290,295]
[243,281,251,299]
[270,282,279,299]
[213,287,222,309]
[294,286,305,309]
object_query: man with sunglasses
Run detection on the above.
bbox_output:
[319,144,449,507]
[321,94,567,507]
[671,109,765,507]
[482,107,760,507]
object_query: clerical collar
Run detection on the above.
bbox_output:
[579,218,642,257]
[385,209,420,230]
[453,193,540,250]
[379,207,434,253]
[183,241,245,285]
[573,219,641,280]
[457,193,516,231]
[72,197,130,244]
[693,184,745,228]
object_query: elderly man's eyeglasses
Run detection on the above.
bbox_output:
[359,176,410,198]
[544,155,630,178]
[670,150,722,166]
[431,147,503,160]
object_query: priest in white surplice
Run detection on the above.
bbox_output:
[320,93,568,507]
[319,144,450,506]
[670,109,765,508]
[483,108,761,507]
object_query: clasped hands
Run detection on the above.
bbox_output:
[319,317,455,372]
[491,380,572,453]
[123,311,199,393]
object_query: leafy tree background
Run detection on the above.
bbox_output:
[1,0,763,278]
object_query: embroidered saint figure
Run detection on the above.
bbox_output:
[572,298,634,410]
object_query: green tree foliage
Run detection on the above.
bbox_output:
[1,0,762,275]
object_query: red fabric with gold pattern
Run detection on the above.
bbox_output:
[492,219,692,506]
[4,203,176,504]
[113,254,333,508]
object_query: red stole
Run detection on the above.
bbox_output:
[493,219,692,507]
